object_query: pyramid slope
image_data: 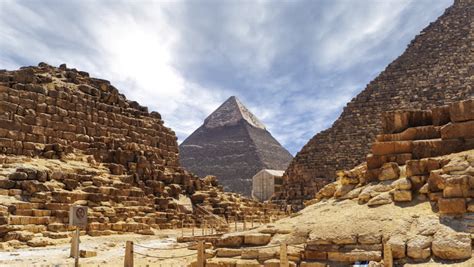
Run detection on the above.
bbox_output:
[180,97,292,196]
[277,0,473,205]
[204,96,266,130]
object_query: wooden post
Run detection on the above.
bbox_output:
[192,220,195,237]
[201,219,205,236]
[197,241,205,267]
[70,228,80,267]
[243,216,247,230]
[204,220,207,236]
[280,242,289,267]
[234,217,237,231]
[124,241,134,267]
[181,220,184,237]
[251,217,254,228]
[383,242,393,267]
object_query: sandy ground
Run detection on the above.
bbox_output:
[0,222,259,267]
[0,228,206,267]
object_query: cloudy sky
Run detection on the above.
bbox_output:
[0,0,452,154]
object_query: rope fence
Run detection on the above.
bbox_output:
[122,213,292,267]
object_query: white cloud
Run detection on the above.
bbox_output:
[0,0,453,154]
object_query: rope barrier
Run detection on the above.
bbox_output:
[134,251,198,259]
[134,242,196,250]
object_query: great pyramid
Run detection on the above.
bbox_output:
[179,96,293,196]
[274,0,474,209]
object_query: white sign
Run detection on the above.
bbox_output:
[69,206,88,228]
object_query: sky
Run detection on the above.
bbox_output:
[0,0,452,155]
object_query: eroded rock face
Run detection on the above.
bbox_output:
[0,64,285,248]
[432,230,472,260]
[275,0,473,209]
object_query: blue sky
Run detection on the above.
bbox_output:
[0,0,452,154]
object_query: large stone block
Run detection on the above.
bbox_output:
[393,190,412,202]
[378,162,400,181]
[387,235,406,259]
[449,99,474,122]
[432,105,451,126]
[376,126,440,142]
[243,233,271,246]
[327,251,381,262]
[432,230,471,260]
[412,139,464,159]
[371,141,413,156]
[440,121,474,140]
[216,233,244,248]
[443,175,469,198]
[366,153,412,169]
[438,198,466,214]
[381,110,432,134]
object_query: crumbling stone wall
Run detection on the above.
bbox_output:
[0,63,285,248]
[275,0,474,209]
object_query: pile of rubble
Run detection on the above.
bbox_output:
[0,63,283,249]
[205,99,474,266]
[274,0,473,210]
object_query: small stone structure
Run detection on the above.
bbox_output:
[251,169,284,202]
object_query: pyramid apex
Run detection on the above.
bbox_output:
[204,96,266,130]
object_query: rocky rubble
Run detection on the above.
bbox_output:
[0,63,283,248]
[274,0,474,210]
[206,99,474,266]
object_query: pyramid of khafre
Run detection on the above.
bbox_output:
[179,96,293,196]
[274,0,474,209]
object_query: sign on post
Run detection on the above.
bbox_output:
[69,206,88,228]
[69,205,88,267]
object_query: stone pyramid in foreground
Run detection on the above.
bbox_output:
[179,96,293,196]
[276,0,473,209]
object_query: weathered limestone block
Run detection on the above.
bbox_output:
[381,110,432,134]
[412,139,464,159]
[387,235,406,259]
[406,158,441,177]
[300,262,326,267]
[432,230,471,260]
[376,126,440,142]
[449,99,474,122]
[438,198,466,214]
[378,162,400,180]
[357,233,381,244]
[334,184,355,198]
[443,175,470,198]
[244,233,271,246]
[407,235,432,260]
[304,250,327,261]
[235,259,260,267]
[371,141,413,156]
[315,183,336,199]
[367,192,392,206]
[216,248,242,257]
[392,178,412,190]
[393,190,412,202]
[366,153,412,169]
[441,121,474,140]
[432,105,450,126]
[215,233,244,248]
[241,248,259,259]
[263,259,296,267]
[327,250,382,262]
